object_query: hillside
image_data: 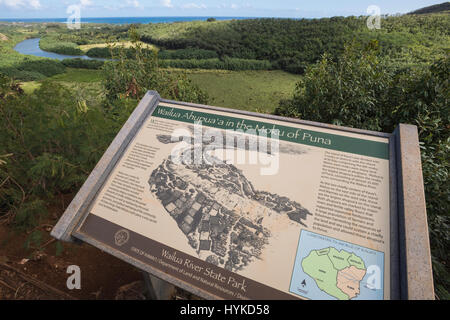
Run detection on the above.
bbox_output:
[2,13,447,79]
[138,14,450,73]
[409,2,450,14]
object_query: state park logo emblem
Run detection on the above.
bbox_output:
[114,229,130,247]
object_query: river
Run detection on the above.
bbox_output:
[14,38,104,61]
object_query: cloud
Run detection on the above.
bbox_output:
[101,0,140,11]
[161,0,173,8]
[0,0,41,9]
[80,0,92,7]
[216,3,252,10]
[182,3,207,9]
[126,0,140,8]
[28,0,40,9]
[0,0,21,8]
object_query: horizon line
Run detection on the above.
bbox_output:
[0,14,400,21]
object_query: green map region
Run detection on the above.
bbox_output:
[301,247,367,300]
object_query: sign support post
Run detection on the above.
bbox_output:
[141,272,176,300]
[395,125,435,300]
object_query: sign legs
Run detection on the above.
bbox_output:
[142,272,177,300]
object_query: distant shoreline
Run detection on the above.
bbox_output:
[0,16,258,25]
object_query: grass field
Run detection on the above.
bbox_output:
[46,68,103,82]
[184,70,301,113]
[20,81,41,94]
[20,68,102,91]
[20,68,301,113]
[20,68,105,107]
[79,41,158,52]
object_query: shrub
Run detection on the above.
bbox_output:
[274,58,307,74]
[0,77,117,230]
[276,41,449,298]
[86,47,113,58]
[39,38,84,56]
[45,45,84,56]
[17,59,66,77]
[103,28,208,109]
[223,57,272,71]
[0,59,66,80]
[86,46,154,59]
[159,58,272,71]
[62,58,105,70]
[0,68,46,81]
[159,48,218,60]
[75,39,89,45]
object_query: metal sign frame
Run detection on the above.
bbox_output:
[51,91,434,300]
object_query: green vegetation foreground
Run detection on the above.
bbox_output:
[276,42,449,299]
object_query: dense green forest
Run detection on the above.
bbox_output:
[0,12,449,299]
[276,44,449,299]
[2,13,447,77]
[409,2,450,14]
[138,14,449,73]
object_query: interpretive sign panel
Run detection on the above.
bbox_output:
[51,91,434,300]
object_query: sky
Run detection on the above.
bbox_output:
[0,0,446,19]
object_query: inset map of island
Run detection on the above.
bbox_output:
[302,247,366,300]
[290,230,385,300]
[149,129,312,273]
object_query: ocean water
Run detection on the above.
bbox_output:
[0,16,251,25]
